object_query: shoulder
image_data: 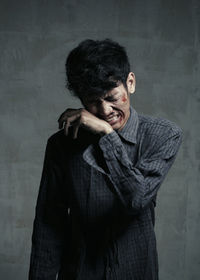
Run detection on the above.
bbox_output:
[135,113,183,157]
[44,130,73,162]
[48,129,66,142]
[138,113,182,138]
[47,129,68,148]
[46,128,96,156]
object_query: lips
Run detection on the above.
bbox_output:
[106,113,122,125]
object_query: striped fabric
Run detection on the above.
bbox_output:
[29,107,182,280]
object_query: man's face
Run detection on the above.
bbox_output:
[82,72,136,131]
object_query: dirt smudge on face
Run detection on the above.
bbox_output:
[122,94,127,103]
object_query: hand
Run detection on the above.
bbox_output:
[58,108,113,138]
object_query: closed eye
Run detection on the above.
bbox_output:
[105,97,118,102]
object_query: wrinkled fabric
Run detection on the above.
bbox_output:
[29,107,182,280]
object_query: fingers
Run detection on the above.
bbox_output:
[58,109,72,129]
[58,108,83,137]
[63,114,79,136]
[72,122,80,139]
[63,118,70,136]
[58,109,68,129]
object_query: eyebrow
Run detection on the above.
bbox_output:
[105,91,119,98]
[85,91,119,103]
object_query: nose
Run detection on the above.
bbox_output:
[98,100,113,117]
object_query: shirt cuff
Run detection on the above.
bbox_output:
[99,131,124,161]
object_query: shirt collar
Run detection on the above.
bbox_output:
[117,106,138,144]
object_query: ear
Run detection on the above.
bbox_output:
[126,72,136,94]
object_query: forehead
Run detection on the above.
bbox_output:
[105,83,126,95]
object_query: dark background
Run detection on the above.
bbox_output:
[0,0,199,279]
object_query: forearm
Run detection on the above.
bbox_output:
[98,129,182,214]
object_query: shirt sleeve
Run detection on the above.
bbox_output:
[98,126,182,215]
[29,139,69,280]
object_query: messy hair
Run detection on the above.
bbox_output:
[65,39,130,99]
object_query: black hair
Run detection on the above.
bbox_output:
[65,39,131,99]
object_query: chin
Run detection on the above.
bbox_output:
[112,123,123,131]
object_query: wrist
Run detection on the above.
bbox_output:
[103,126,114,135]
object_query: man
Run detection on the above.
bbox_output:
[29,39,182,280]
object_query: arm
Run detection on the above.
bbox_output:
[29,139,69,280]
[97,126,182,214]
[58,107,182,215]
[58,108,113,138]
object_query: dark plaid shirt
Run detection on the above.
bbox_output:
[29,107,182,280]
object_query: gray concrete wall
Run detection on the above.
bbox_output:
[0,0,199,279]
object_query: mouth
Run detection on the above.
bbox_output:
[105,113,122,125]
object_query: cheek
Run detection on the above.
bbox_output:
[121,94,127,103]
[121,94,128,106]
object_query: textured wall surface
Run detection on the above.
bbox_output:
[0,0,199,279]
